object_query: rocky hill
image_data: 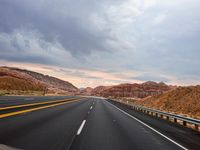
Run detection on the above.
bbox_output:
[0,66,78,95]
[91,86,113,96]
[136,86,200,118]
[80,81,173,98]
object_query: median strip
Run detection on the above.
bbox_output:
[0,98,84,119]
[0,98,79,111]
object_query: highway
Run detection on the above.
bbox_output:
[0,96,199,150]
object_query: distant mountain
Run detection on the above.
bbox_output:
[0,66,78,95]
[79,87,93,96]
[136,86,200,118]
[80,81,174,98]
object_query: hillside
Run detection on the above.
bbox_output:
[80,81,173,98]
[136,86,200,118]
[0,66,78,95]
[91,86,113,96]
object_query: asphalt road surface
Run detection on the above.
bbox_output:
[0,96,199,150]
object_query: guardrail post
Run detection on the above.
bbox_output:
[183,121,187,126]
[174,118,177,123]
[166,116,169,121]
[160,114,163,118]
[155,113,158,117]
[195,124,199,131]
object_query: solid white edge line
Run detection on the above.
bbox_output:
[77,120,86,135]
[106,100,188,150]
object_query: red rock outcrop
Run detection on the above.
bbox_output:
[86,81,173,98]
[0,66,78,95]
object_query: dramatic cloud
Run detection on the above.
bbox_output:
[0,0,119,55]
[0,0,200,87]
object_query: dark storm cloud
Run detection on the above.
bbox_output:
[0,0,113,56]
[1,52,57,65]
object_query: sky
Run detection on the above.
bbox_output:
[0,0,200,88]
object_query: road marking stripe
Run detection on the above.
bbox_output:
[0,98,79,111]
[77,120,86,135]
[0,99,83,119]
[106,100,188,150]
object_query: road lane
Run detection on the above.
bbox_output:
[0,98,92,150]
[0,98,83,119]
[109,99,200,150]
[0,97,85,119]
[70,99,183,150]
[0,96,78,107]
[0,98,78,111]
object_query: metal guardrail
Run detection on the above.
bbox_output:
[110,99,200,131]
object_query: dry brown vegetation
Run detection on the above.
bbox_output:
[136,86,200,118]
